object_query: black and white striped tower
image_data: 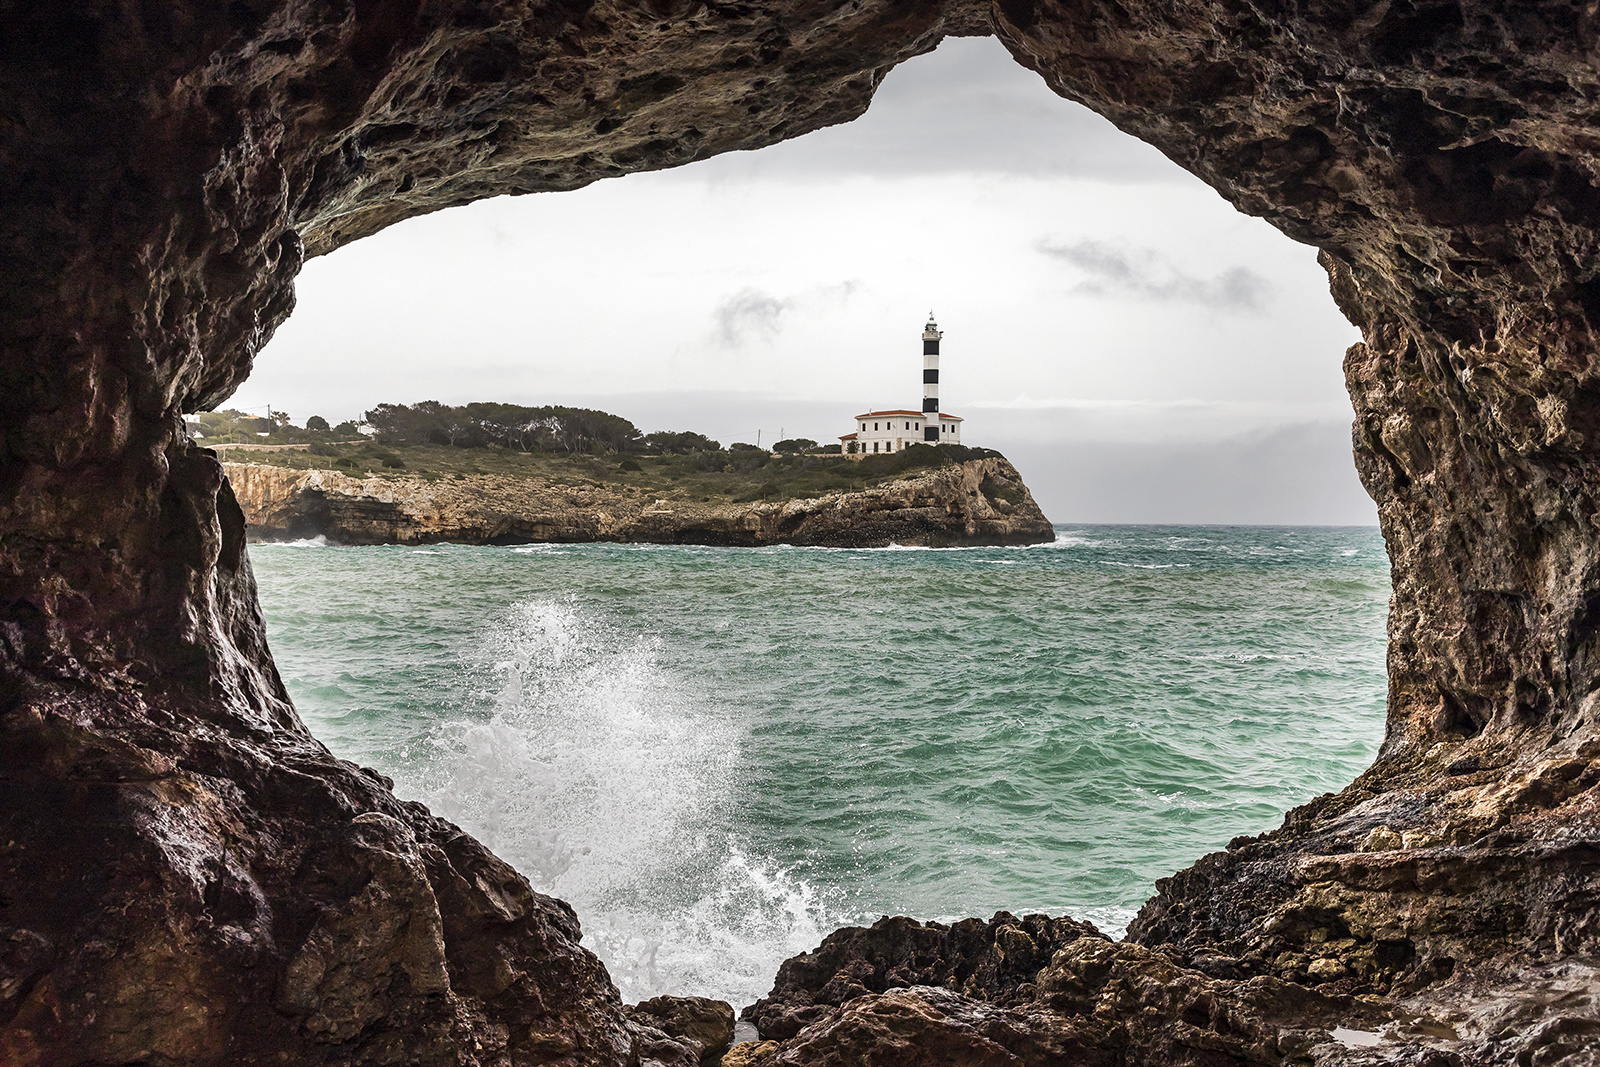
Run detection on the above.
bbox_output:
[922,312,942,442]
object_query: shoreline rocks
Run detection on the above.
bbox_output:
[222,456,1056,549]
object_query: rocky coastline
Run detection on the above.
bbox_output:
[6,0,1600,1064]
[222,455,1055,549]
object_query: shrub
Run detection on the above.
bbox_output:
[618,458,642,472]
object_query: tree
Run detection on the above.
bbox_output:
[305,415,330,432]
[771,438,818,454]
[641,430,721,454]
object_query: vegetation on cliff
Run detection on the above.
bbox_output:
[191,401,842,457]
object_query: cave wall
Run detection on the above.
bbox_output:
[3,0,1599,1063]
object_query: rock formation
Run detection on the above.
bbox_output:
[626,996,736,1064]
[223,456,1054,547]
[4,0,1600,1064]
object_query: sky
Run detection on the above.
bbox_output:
[236,36,1375,525]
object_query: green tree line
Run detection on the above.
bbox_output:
[190,401,840,455]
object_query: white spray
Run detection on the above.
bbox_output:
[414,598,837,1005]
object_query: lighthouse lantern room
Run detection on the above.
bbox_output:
[839,313,964,456]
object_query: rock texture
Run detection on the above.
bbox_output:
[223,456,1054,548]
[735,929,1400,1066]
[626,995,736,1063]
[743,913,1107,1042]
[6,0,1600,1063]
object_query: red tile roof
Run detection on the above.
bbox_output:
[852,410,964,421]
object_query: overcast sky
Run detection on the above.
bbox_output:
[237,37,1374,525]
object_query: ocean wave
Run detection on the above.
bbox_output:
[1098,560,1191,569]
[262,534,328,548]
[411,598,841,1005]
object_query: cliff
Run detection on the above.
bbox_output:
[222,456,1055,549]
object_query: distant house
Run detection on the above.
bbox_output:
[840,314,964,456]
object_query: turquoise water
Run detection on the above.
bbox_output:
[250,525,1390,1006]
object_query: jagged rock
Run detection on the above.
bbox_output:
[716,1041,780,1067]
[6,0,1600,1062]
[222,456,1054,548]
[764,986,1105,1067]
[744,913,1104,1041]
[628,996,737,1062]
[0,703,635,1065]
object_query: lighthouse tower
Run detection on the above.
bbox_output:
[922,312,942,442]
[837,314,963,456]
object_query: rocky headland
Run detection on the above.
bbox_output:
[6,0,1600,1064]
[222,455,1054,548]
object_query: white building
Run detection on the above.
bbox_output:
[839,314,964,455]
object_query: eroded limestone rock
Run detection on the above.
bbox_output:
[4,0,1600,1063]
[223,456,1054,547]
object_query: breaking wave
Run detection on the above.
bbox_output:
[413,599,837,1005]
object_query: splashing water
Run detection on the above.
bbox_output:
[414,599,836,1002]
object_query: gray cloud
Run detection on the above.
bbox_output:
[713,288,792,346]
[710,281,860,347]
[1037,238,1271,311]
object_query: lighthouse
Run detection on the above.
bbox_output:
[922,312,942,442]
[837,314,963,456]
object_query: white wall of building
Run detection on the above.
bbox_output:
[843,411,962,454]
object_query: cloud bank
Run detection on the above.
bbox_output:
[1037,238,1271,311]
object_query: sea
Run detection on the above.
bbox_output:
[250,524,1390,1009]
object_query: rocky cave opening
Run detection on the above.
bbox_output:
[3,2,1599,1064]
[224,25,1387,1023]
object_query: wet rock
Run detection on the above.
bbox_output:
[742,930,1393,1066]
[0,701,636,1065]
[744,912,1104,1040]
[766,986,1106,1067]
[628,996,736,1062]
